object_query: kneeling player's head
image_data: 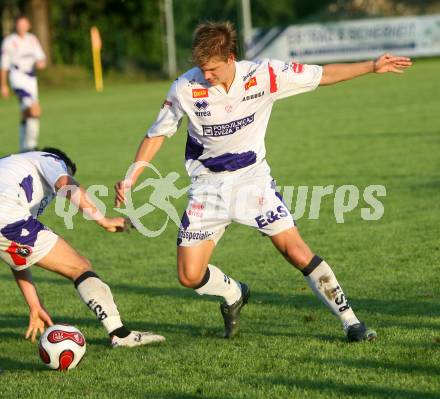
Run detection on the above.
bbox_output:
[192,21,237,65]
[41,147,77,176]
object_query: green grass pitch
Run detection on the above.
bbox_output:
[0,58,439,398]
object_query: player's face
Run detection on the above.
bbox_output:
[16,18,31,35]
[199,55,236,89]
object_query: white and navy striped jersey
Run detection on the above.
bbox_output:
[147,59,322,178]
[1,32,45,76]
[0,152,68,219]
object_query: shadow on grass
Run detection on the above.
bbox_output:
[0,356,46,372]
[9,273,440,321]
[146,392,232,399]
[300,356,440,377]
[258,376,440,399]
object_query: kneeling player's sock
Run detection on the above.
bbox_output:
[302,256,360,331]
[74,271,125,335]
[24,117,39,151]
[194,264,242,305]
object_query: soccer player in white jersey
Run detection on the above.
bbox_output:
[1,16,45,151]
[0,148,165,347]
[115,22,411,341]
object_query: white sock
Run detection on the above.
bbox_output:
[302,256,360,332]
[195,264,242,305]
[22,117,39,151]
[74,271,123,334]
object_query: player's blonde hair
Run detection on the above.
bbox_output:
[192,21,238,66]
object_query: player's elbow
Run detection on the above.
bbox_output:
[36,61,46,70]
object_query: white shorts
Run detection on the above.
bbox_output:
[0,196,57,271]
[9,70,39,111]
[177,173,295,247]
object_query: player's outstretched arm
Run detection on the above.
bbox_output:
[320,53,412,86]
[55,175,129,233]
[114,135,165,207]
[11,268,53,342]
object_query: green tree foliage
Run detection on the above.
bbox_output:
[51,0,163,72]
[4,0,435,75]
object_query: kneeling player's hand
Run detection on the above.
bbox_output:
[99,217,132,233]
[26,307,53,343]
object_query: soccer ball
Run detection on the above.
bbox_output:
[38,324,86,370]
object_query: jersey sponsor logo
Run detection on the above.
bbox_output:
[5,242,32,266]
[177,229,213,241]
[291,62,304,73]
[255,205,289,228]
[192,88,209,98]
[202,113,255,137]
[194,100,208,109]
[244,76,257,90]
[194,99,211,116]
[161,99,172,108]
[242,90,265,102]
[242,68,257,81]
[187,201,205,217]
[37,196,51,216]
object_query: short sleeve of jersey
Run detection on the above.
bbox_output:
[268,59,322,101]
[1,37,11,70]
[147,80,185,138]
[38,154,69,191]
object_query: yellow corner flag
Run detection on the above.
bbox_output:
[90,26,103,92]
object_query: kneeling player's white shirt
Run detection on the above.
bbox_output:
[0,152,68,219]
[0,152,68,269]
[147,59,322,178]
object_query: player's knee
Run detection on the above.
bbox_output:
[29,104,41,117]
[25,103,40,117]
[177,267,205,288]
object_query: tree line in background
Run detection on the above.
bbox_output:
[1,0,438,77]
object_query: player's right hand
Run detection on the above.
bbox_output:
[114,180,132,207]
[1,85,9,99]
[26,307,53,343]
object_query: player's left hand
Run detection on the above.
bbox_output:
[99,217,133,233]
[26,307,53,343]
[374,54,412,74]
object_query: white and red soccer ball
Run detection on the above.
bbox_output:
[38,324,86,370]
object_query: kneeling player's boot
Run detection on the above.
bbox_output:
[111,331,165,348]
[220,282,250,339]
[346,321,377,342]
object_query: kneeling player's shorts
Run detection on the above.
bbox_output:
[177,172,295,247]
[9,71,39,111]
[0,196,57,271]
